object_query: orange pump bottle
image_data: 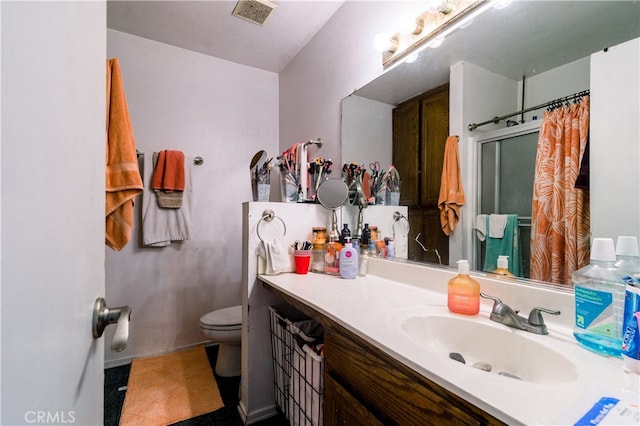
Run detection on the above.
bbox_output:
[447,260,480,315]
[493,255,516,278]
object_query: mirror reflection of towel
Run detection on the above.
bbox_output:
[482,214,522,276]
[489,214,508,238]
[438,136,465,236]
[475,214,487,241]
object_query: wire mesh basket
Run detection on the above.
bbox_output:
[269,305,324,426]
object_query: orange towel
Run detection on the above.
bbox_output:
[151,150,185,192]
[438,136,465,236]
[105,58,143,251]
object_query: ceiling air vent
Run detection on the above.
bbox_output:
[231,0,277,26]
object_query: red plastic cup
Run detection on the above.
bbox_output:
[294,250,312,274]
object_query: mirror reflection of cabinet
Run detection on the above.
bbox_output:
[393,84,449,264]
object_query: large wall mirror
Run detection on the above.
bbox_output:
[341,1,640,288]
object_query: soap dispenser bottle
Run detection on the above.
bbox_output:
[448,260,480,315]
[493,256,515,277]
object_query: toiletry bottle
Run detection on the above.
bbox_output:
[340,224,351,245]
[358,247,369,277]
[370,226,379,241]
[361,223,371,246]
[572,238,625,357]
[368,240,377,258]
[447,260,480,315]
[312,226,327,249]
[297,184,304,202]
[492,256,515,277]
[616,236,640,373]
[340,238,359,279]
[387,238,396,258]
[622,283,640,373]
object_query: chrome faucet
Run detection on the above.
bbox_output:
[480,292,560,335]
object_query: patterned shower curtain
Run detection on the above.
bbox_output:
[530,96,590,285]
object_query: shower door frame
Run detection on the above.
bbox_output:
[473,120,541,274]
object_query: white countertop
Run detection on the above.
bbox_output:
[259,259,640,425]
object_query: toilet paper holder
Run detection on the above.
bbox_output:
[92,297,131,352]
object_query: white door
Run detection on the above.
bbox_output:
[2,2,107,425]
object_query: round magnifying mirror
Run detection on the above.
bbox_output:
[316,178,348,209]
[317,178,348,243]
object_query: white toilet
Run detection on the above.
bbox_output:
[199,305,242,377]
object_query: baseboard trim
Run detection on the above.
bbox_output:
[104,340,215,369]
[238,401,279,425]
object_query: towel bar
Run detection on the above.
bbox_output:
[257,209,287,242]
[135,150,204,166]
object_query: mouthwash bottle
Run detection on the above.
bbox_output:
[615,236,640,275]
[616,236,640,373]
[573,238,625,357]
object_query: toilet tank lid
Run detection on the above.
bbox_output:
[200,305,242,326]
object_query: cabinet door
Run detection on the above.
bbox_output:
[324,375,384,426]
[392,100,420,206]
[421,88,450,206]
[325,321,496,426]
[410,206,449,265]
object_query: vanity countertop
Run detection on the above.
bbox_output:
[259,259,640,425]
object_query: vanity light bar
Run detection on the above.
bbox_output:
[382,0,499,69]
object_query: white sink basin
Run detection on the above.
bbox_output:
[398,308,578,384]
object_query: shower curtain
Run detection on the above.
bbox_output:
[530,96,590,285]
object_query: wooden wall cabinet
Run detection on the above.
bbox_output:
[393,84,450,264]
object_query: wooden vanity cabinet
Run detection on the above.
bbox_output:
[324,320,505,426]
[263,284,506,426]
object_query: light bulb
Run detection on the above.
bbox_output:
[492,0,512,9]
[373,33,396,53]
[404,52,419,64]
[426,0,452,14]
[427,35,445,49]
[399,17,423,35]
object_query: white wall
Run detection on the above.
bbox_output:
[279,1,428,165]
[591,38,640,241]
[341,95,393,168]
[105,30,279,366]
[450,61,518,264]
[518,57,590,122]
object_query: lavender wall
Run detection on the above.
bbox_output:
[105,29,279,366]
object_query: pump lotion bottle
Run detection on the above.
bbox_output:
[448,260,480,315]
